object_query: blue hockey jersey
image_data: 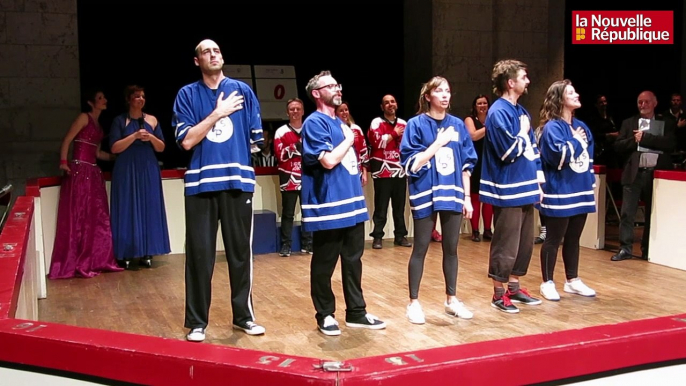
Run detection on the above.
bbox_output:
[538,118,596,217]
[172,77,263,196]
[479,98,543,207]
[400,114,477,219]
[301,112,369,232]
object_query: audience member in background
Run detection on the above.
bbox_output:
[274,98,312,256]
[336,101,370,187]
[587,94,618,168]
[109,85,171,269]
[464,94,493,242]
[611,91,675,262]
[367,94,412,249]
[663,93,686,155]
[49,89,123,279]
[252,128,277,167]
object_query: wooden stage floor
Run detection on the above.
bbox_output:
[38,234,686,362]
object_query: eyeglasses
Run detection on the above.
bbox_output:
[316,84,342,91]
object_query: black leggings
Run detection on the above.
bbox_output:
[540,213,588,282]
[408,211,463,299]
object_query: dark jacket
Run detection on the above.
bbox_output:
[614,114,675,185]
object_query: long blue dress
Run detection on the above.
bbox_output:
[109,113,171,260]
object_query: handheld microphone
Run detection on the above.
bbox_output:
[138,117,145,129]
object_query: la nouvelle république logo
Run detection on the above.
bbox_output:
[572,11,673,44]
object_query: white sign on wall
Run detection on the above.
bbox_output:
[223,65,254,89]
[253,65,298,121]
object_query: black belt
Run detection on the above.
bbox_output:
[638,167,655,172]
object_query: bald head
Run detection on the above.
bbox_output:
[381,94,398,119]
[195,39,218,57]
[637,90,657,118]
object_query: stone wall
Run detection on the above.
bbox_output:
[0,0,80,194]
[404,0,565,119]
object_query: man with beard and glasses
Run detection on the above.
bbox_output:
[300,70,386,336]
[172,39,266,342]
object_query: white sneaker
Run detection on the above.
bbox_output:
[186,327,206,342]
[564,279,596,297]
[444,299,473,319]
[406,302,426,324]
[540,280,560,301]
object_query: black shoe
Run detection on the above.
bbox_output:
[303,243,313,255]
[139,256,152,268]
[318,315,341,336]
[507,288,542,305]
[233,320,266,335]
[121,258,132,270]
[393,237,412,247]
[372,238,383,249]
[345,313,386,329]
[471,231,481,242]
[610,249,632,261]
[491,295,519,313]
[279,243,291,257]
[534,234,546,244]
[482,230,493,241]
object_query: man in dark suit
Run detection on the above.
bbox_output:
[611,91,675,261]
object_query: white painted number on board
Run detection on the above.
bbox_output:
[385,354,424,366]
[258,355,295,367]
[12,322,48,332]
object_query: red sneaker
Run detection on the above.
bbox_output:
[431,229,442,242]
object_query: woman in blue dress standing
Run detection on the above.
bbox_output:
[110,85,171,268]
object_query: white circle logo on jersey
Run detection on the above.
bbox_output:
[519,115,537,161]
[435,147,455,176]
[569,150,590,173]
[208,117,234,143]
[343,147,359,175]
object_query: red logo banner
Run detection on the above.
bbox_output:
[572,11,673,44]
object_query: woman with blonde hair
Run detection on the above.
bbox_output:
[400,76,477,324]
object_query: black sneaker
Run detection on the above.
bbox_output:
[279,243,291,257]
[233,321,266,335]
[507,288,542,305]
[491,295,519,313]
[318,315,341,336]
[302,243,313,254]
[345,313,386,330]
[534,233,546,244]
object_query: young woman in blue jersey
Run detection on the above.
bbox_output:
[536,80,597,301]
[400,76,477,324]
